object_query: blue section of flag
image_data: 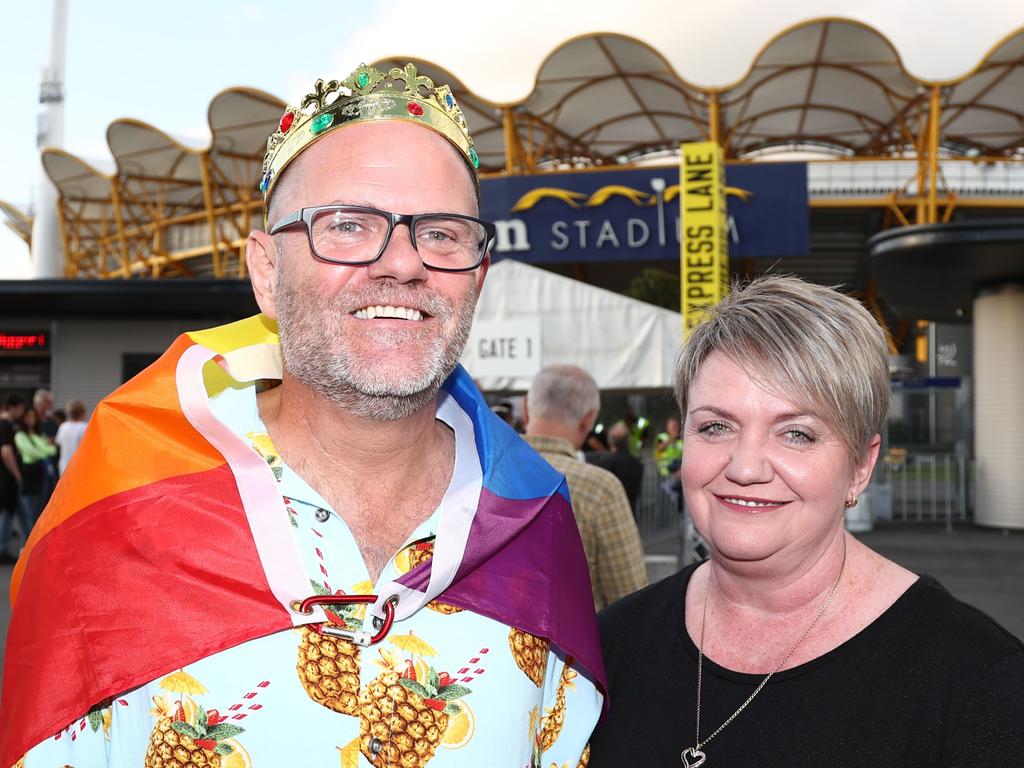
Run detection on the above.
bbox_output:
[444,365,568,501]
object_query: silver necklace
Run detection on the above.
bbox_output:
[681,535,847,768]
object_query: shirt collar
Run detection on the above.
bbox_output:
[523,434,577,458]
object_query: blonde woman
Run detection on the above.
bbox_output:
[590,276,1024,767]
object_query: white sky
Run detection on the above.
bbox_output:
[1,0,1022,278]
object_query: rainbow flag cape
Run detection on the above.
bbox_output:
[0,315,604,766]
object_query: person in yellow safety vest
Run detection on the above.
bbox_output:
[654,416,683,477]
[622,407,650,456]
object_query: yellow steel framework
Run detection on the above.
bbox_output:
[34,88,281,279]
[0,200,32,246]
[13,18,1024,279]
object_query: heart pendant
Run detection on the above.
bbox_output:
[681,747,706,767]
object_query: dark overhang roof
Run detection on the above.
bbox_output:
[867,218,1024,321]
[0,279,259,319]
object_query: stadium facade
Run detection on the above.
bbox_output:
[2,18,1024,527]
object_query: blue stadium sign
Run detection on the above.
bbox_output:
[479,162,809,263]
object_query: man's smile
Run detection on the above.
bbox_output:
[352,304,427,321]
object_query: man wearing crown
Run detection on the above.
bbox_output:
[2,64,604,768]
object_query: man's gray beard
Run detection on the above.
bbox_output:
[275,278,478,421]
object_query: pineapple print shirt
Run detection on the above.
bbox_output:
[20,384,602,768]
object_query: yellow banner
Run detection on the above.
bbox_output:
[680,141,729,336]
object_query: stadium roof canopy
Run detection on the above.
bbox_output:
[0,199,33,244]
[406,18,1024,169]
[34,88,284,278]
[941,30,1024,156]
[6,17,1024,278]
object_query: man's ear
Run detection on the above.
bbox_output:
[580,408,599,437]
[247,230,279,319]
[474,252,490,295]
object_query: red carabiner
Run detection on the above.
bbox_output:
[296,593,397,646]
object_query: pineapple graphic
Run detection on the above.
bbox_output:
[402,540,463,615]
[145,671,257,768]
[247,431,283,481]
[525,662,579,768]
[542,747,590,768]
[358,665,471,767]
[538,662,577,751]
[296,580,365,715]
[85,698,117,740]
[145,700,244,768]
[87,706,109,740]
[509,628,550,687]
[405,540,436,571]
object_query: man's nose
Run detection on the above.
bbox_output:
[365,222,428,282]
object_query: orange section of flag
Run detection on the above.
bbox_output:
[11,334,225,599]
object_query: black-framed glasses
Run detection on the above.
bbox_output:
[268,204,496,272]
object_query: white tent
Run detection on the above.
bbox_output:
[461,259,683,391]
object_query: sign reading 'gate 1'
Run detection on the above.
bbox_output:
[680,142,729,335]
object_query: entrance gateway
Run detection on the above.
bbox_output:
[869,220,1024,530]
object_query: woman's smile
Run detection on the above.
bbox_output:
[713,493,791,513]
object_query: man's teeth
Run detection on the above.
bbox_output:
[724,497,782,507]
[353,305,424,321]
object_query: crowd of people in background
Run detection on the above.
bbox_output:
[2,374,672,582]
[521,365,648,609]
[485,367,690,609]
[491,387,683,519]
[589,421,644,513]
[0,389,89,563]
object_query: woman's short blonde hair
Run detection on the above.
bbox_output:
[675,275,890,458]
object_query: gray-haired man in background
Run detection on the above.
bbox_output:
[523,364,648,609]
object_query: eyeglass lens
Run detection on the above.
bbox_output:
[310,207,486,269]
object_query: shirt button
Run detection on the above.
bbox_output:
[314,508,331,523]
[369,738,383,755]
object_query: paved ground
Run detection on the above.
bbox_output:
[856,524,1024,637]
[1,523,1022,703]
[644,523,1024,640]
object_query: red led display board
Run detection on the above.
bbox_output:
[0,332,49,352]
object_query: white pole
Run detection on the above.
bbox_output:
[30,0,68,278]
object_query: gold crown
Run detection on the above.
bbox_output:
[260,63,479,211]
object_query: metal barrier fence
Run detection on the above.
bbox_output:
[633,449,971,536]
[635,457,682,542]
[870,450,970,528]
[631,450,971,576]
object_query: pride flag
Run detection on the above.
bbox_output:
[1,315,603,766]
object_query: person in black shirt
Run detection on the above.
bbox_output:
[32,388,59,508]
[590,276,1024,767]
[0,394,30,563]
[589,421,644,514]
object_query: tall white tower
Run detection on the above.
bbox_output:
[30,0,68,278]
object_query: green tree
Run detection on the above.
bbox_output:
[624,268,680,310]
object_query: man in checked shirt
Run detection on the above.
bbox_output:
[524,365,648,609]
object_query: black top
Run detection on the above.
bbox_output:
[0,418,17,508]
[41,416,58,439]
[17,433,44,495]
[588,450,644,512]
[590,563,1024,768]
